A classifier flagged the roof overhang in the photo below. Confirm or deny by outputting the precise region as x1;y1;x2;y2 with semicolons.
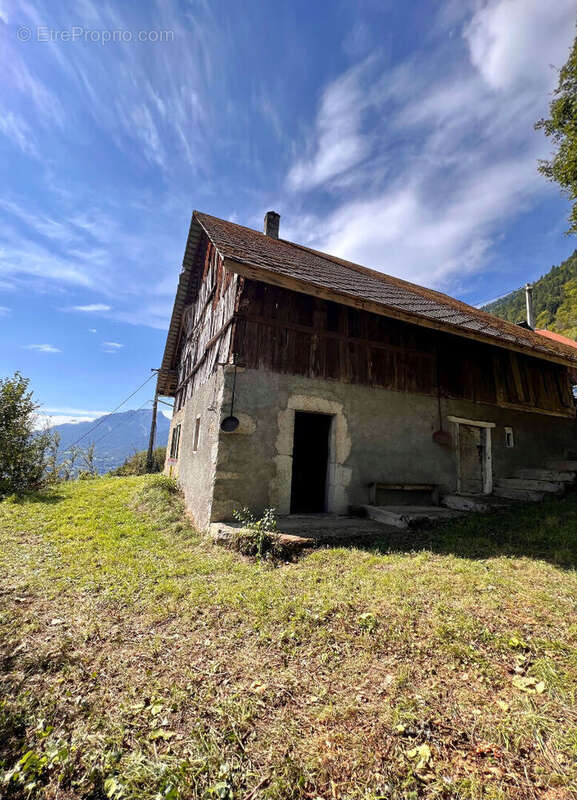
157;214;205;396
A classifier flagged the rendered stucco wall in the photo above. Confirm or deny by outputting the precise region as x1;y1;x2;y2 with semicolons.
210;367;577;521
164;369;224;529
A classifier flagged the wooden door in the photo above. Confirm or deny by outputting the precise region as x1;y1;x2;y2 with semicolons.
458;424;484;494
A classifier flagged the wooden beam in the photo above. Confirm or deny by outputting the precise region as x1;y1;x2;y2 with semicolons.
234;312;435;360
175;318;234;392
223;257;577;370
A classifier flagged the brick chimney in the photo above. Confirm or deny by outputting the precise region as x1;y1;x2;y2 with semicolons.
525;283;535;330
263;211;280;239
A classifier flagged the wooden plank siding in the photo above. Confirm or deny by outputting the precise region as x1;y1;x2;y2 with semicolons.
230;279;575;417
172;242;238;411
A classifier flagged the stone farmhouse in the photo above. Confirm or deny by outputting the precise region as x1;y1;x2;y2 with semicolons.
157;210;577;530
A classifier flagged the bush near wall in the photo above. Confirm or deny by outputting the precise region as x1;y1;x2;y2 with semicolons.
109;446;166;476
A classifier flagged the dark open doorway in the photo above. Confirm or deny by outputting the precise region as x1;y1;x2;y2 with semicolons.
290;412;332;513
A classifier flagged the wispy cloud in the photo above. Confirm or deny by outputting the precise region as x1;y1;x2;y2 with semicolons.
287;61;373;192
0;306;10;316
42;405;108;416
102;340;124;353
464;0;573;92
0;112;38;157
23;343;61;353
69;304;111;313
35;406;109;428
284;0;576;294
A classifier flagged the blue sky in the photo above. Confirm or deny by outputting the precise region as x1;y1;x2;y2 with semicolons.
0;0;576;425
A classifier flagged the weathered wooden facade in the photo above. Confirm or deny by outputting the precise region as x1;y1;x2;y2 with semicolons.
159;211;577;529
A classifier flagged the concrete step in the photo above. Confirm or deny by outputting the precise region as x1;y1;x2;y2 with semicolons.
494;487;544;502
362;504;462;530
495;477;564;494
210;516;401;546
545;460;577;472
442;494;513;513
514;468;576;483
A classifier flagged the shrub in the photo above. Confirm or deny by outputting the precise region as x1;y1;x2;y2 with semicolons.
230;507;281;559
110;446;166;476
0;373;55;497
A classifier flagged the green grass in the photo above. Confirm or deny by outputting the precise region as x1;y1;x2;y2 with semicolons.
1;476;577;799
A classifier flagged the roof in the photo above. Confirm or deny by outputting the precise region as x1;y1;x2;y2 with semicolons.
158;210;577;394
536;329;577;350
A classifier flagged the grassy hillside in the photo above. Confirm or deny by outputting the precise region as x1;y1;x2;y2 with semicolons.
483;250;577;339
1;477;577;799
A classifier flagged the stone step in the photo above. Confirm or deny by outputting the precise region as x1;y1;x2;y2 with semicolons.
494;487;544;502
362;504;462;530
495;477;564;494
210;516;401;546
545;460;577;472
442;494;513;513
514;468;576;483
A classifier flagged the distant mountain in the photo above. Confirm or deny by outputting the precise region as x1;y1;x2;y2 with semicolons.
50;409;171;474
482;250;577;340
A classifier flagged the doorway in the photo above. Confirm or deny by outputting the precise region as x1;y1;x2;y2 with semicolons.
449;416;494;495
290;412;332;513
459;424;485;494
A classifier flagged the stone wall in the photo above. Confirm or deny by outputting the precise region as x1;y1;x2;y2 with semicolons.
209;366;577;521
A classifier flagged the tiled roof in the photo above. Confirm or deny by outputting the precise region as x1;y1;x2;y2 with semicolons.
536;329;577;349
194;211;577;367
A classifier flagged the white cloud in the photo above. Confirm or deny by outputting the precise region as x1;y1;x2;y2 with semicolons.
465;0;575;92
23;343;61;353
284;0;577;294
287;62;372;192
102;342;124;354
69;304;111;313
102;341;124;353
88;328;97;333
0;305;10;316
0;227;97;289
42;406;108;416
36;415;90;427
35;404;108;429
0;112;38;157
35;408;107;428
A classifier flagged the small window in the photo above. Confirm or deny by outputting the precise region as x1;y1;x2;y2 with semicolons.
193;416;201;451
505;427;514;448
170;424;181;459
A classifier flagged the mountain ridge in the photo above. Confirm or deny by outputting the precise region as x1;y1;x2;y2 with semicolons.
49;408;171;473
482;250;577;340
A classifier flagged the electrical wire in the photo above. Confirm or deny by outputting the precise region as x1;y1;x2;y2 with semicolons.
89;398;153;449
61;372;157;451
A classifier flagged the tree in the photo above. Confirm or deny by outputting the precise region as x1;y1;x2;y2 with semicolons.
79;442;97;478
110;446;166;476
0;372;54;495
536;32;577;233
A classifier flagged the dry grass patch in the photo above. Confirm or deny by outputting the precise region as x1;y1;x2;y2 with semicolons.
1;475;577;799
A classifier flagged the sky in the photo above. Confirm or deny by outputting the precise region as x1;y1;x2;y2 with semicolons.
0;0;576;426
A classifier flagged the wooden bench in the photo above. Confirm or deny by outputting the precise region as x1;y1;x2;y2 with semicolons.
368;482;439;506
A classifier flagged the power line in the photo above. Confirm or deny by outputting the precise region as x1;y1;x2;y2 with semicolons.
62;372;157;451
89;398;153;449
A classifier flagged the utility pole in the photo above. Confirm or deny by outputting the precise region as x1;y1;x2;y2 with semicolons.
146;370;159;472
